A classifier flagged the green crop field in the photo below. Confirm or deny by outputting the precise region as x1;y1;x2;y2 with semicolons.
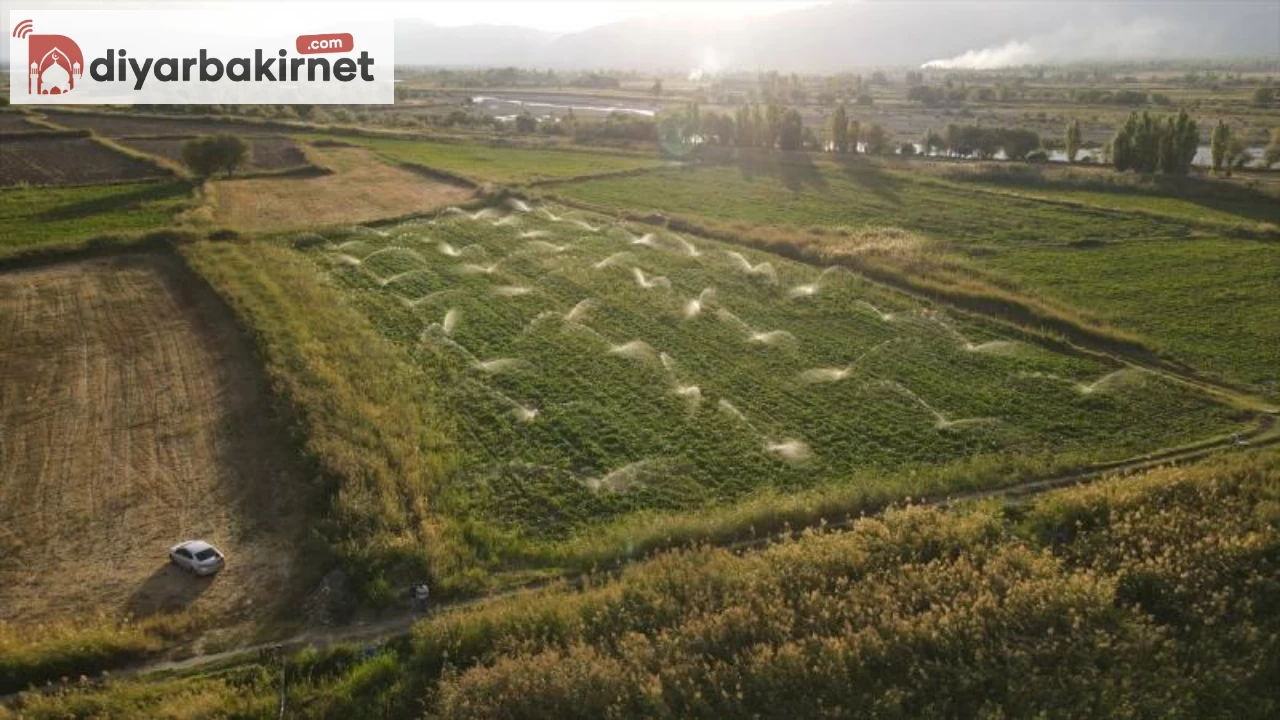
0;182;191;258
329;136;668;184
552;161;1279;393
296;203;1240;540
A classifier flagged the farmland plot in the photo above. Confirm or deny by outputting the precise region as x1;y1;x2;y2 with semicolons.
0;137;166;187
37;110;285;138
0;254;312;625
123;136;311;172
298;204;1240;536
0;111;37;133
208;146;474;232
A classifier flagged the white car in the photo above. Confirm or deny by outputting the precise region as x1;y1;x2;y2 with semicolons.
169;540;225;576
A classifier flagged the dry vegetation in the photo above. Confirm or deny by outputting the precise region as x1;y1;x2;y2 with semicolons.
202;145;474;232
10;448;1278;717
0;255;316;651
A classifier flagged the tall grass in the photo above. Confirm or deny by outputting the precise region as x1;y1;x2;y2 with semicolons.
0;615;197;695
15;449;1278;717
179;240;475;599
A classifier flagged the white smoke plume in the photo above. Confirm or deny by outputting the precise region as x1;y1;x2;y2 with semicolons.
923;20;1180;69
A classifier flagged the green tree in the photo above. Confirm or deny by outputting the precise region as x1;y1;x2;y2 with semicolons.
1210;120;1231;173
1159;109;1198;175
1225;136;1251;176
921;128;945;156
830;103;849;153
1251;86;1274;107
779;108;804;151
1065;118;1083;162
181;134;248;178
946;123;965;157
652;79;663;97
998;128;1040;161
847;119;861;153
514;112;538;134
765;104;783;149
1265;127;1280;168
862;122;891;155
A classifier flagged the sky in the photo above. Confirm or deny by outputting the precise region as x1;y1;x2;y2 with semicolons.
402;1;825;33
1;0;824;57
4;2;1276;70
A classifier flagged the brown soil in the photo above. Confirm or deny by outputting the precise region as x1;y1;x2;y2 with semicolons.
123;137;310;172
0;112;37;133
208;146;474;232
38;110;288;138
0;254;316;626
0;137;166;187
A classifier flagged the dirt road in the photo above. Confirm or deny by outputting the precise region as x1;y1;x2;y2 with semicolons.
0;254;315;626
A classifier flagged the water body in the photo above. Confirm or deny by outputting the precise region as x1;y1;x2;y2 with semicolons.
470;94;658;120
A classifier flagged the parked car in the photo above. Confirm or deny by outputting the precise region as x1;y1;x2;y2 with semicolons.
169;540;225;576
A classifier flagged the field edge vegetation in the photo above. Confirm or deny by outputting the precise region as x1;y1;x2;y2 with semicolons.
8;447;1278;717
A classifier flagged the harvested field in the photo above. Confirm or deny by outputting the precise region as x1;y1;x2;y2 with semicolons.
0;254;314;626
208;145;474;232
38;110;287;138
123;136;311;172
0;112;37;133
0;137;167;187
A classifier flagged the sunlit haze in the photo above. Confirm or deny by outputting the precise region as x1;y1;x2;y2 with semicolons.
403;1;825;33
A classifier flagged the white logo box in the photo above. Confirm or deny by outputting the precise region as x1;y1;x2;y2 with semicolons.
8;3;394;104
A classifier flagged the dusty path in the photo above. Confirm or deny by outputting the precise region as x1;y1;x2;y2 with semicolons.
0;254;315;627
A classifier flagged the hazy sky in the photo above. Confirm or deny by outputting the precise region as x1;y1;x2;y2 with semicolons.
4;1;1276;70
0;1;823;56
404;2;825;33
3;1;824;33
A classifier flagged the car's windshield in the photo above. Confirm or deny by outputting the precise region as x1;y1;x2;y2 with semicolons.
194;548;220;561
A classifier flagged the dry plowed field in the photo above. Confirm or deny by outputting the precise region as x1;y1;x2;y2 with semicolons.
208;145;475;232
0;254;312;625
0;137;167;187
0;112;37;133
39;110;286;138
123;136;310;172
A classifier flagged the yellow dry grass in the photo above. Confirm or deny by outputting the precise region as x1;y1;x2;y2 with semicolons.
206;145;475;233
0;254;315;629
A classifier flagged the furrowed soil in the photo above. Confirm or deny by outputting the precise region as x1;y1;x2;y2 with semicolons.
207;146;474;233
36;110;287;138
123;137;310;172
0;253;314;627
0;137;166;187
0;112;36;133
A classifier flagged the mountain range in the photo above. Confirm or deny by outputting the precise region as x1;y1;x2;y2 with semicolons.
394;1;1279;71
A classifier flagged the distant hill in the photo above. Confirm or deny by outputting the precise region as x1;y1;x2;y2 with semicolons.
393;1;1280;71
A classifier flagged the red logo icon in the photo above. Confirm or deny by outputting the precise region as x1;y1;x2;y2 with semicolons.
13;20;85;95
